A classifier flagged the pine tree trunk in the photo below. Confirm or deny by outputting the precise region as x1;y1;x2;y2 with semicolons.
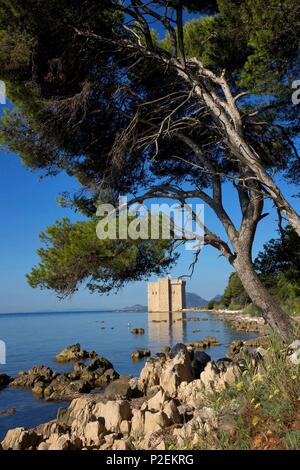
233;253;294;342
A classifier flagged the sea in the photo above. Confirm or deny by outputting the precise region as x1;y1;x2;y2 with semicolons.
0;309;256;440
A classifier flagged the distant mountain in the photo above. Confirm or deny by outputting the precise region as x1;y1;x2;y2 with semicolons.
118;304;148;312
210;294;223;303
186;292;208;307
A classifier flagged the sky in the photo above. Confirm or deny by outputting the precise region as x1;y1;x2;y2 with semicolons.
0;142;299;314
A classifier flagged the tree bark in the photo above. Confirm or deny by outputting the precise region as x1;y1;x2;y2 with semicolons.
233;252;294;342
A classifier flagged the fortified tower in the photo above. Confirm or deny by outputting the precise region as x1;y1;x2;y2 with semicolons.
147;277;186;313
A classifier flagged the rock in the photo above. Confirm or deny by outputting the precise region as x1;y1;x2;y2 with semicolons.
131;349;151;360
227;340;244;359
120;420;131;436
7;408;16;416
1;428;39;450
15;352;119;401
43;373;71;399
37;442;49;451
0;374;11;389
112;439;131;450
140;401;148;411
144;411;169;435
147;390;166;411
10;366;54;389
32;380;47;397
47;433;71;450
94;368;119;387
138;357;165;393
64;379;92;396
35;420;58;441
290;348;300;365
163;400;181;424
172;419;199;447
215;357;232;372
160;347;193;397
162;346;171;357
186;336;220;350
55;343;97;362
190;350;211;378
94;400;132;432
177;380;204;408
170;343;187;358
57;396;97;438
131;409;145;434
103;376;134;399
203;336;221;346
177;403;195;420
84;421;106;447
131;328;145;335
200;362;220;391
289;339;300;351
85;355;113;372
219;364;240;387
288;340;300;365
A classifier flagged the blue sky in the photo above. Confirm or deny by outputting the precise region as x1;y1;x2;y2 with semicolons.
0;141;299;313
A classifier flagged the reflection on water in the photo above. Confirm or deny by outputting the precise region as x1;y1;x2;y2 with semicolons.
148;311;187;347
148;310;256;361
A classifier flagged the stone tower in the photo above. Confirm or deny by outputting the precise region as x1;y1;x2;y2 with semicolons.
147;277;186;313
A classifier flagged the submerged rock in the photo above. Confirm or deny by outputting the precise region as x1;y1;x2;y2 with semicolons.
131;328;145;335
131;349;151;360
10;349;119;401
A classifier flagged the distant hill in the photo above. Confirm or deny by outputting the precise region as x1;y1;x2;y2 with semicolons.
210;294;223;303
186;292;208;307
118;304;148;312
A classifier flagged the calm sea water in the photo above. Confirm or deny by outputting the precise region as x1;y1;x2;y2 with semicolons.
0;310;255;439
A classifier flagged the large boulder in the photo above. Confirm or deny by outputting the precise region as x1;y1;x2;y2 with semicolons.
160;345;193;397
190;350;211;378
144;411;169;435
47;433;71;450
103;376;135;400
138;357;165;393
1;428;39;450
83;421;106;447
94;400;132;433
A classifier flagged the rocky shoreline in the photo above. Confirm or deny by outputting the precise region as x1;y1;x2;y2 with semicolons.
3;333;299;451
